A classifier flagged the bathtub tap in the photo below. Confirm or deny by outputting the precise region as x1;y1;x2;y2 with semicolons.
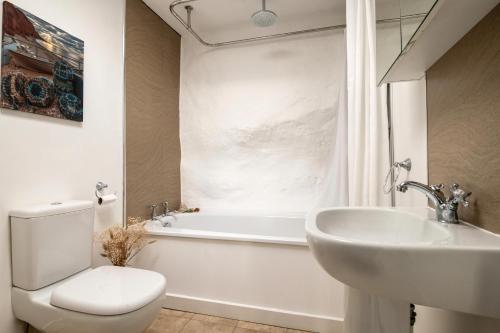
150;204;160;221
161;202;170;216
160;201;174;227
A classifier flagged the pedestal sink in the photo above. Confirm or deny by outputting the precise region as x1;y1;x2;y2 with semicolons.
306;207;500;329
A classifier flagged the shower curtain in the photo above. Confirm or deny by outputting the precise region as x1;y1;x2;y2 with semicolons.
346;0;390;207
342;1;409;333
316;0;390;209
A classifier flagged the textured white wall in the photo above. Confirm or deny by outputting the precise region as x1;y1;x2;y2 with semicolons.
392;77;428;207
180;32;346;212
0;1;125;332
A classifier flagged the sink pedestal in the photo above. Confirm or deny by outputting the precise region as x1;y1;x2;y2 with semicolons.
344;287;410;333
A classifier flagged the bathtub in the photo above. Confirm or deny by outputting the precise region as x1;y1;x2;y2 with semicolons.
133;213;344;333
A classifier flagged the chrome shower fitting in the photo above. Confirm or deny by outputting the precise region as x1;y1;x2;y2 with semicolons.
251;0;277;27
383;158;412;194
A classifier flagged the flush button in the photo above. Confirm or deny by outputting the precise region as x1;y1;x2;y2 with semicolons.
50;202;62;205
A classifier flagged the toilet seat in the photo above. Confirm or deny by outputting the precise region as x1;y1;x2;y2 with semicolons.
12;267;167;333
51;266;166;315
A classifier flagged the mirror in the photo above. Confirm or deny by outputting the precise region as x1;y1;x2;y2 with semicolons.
376;0;440;83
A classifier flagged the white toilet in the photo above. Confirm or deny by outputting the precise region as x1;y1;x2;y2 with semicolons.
10;200;166;333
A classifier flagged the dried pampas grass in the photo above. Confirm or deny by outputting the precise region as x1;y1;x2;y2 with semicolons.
96;216;155;266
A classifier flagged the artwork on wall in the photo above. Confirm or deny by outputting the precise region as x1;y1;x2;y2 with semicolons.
1;1;84;122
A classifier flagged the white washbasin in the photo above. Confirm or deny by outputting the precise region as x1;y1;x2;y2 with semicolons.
315;208;449;244
306;207;500;319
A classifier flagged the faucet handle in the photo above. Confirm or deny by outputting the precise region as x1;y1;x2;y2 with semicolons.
430;183;447;202
449;184;472;207
150;204;158;220
162;201;170;214
430;183;445;191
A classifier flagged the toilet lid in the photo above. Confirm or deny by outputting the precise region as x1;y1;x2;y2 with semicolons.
50;266;166;316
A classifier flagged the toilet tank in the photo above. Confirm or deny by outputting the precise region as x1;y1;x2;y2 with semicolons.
10;200;95;290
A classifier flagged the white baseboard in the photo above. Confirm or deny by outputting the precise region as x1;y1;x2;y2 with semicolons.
163;293;343;333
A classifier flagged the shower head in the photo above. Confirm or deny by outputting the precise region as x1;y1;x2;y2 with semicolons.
251;0;277;27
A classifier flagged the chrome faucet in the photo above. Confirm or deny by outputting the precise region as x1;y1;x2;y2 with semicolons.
396;181;471;224
150;204;160;221
161;201;170;217
160;201;174;227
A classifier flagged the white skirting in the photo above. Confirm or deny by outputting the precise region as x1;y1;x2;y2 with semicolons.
164;292;343;333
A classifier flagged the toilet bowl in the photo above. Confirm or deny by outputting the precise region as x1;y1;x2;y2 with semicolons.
12;266;166;333
10;201;166;333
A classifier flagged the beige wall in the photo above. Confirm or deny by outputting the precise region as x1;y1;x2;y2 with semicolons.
125;0;181;220
427;4;500;233
425;6;500;332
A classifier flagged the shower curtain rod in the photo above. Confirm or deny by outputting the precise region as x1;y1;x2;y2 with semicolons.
169;0;427;48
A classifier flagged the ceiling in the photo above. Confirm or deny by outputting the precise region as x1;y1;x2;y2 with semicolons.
143;0;347;42
143;0;407;44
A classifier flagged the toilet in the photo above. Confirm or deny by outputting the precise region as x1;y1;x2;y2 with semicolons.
10;200;166;333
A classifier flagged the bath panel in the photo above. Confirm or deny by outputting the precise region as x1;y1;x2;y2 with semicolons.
133;213;344;332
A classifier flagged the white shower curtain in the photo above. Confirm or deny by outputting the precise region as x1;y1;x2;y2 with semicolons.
315;0;389;208
343;1;407;333
346;0;390;207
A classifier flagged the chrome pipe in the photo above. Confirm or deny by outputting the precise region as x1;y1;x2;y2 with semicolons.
186;5;193;28
169;0;428;48
386;83;396;207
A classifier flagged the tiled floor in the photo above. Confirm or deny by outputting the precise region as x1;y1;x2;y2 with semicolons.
146;309;314;333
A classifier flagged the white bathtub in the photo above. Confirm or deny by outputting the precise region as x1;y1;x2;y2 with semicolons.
133;213;344;332
146;213;307;245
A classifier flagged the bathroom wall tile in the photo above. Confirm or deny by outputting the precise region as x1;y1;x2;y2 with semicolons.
181;319;235;333
236;321;287;333
191;313;237;326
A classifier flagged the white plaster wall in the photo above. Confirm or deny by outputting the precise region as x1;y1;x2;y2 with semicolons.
179;32;346;212
0;1;125;332
414;306;500;333
391;77;428;207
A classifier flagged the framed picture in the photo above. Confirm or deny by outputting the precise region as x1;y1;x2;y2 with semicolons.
1;1;84;121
